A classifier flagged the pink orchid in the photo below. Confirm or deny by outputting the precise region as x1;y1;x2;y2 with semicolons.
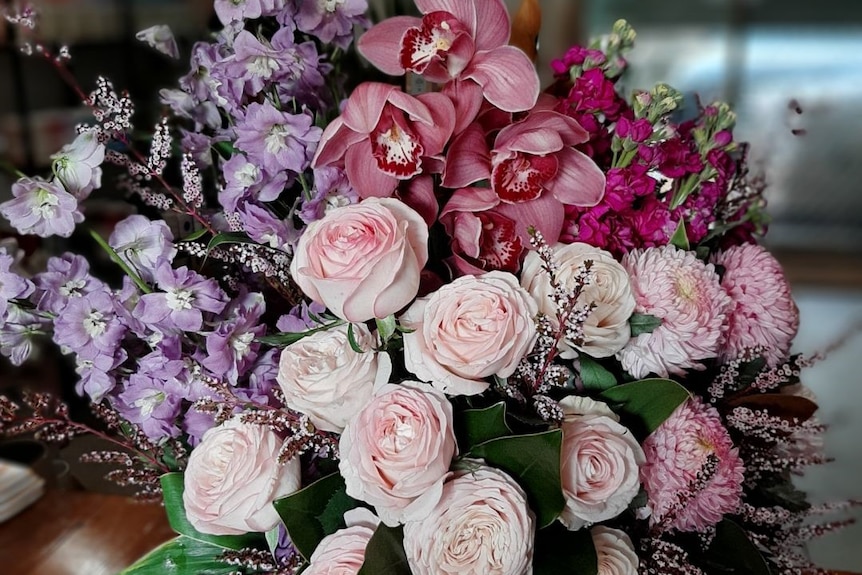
443;109;606;243
440;186;525;277
358;0;539;114
312;82;455;199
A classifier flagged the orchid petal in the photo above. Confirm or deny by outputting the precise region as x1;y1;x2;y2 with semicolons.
345;140;399;199
503;128;565;156
357;16;419;76
445;254;488;278
495;191;565;244
312;118;364;168
547;147;606;208
442;80;484;135
452;212;482;258
442;124;491;188
495;110;589;151
398;175;439;226
440;186;500;219
415;0;475;32
342;83;399;134
464;46;539;113
412;92;456;156
388;89;435;125
470;0;511;50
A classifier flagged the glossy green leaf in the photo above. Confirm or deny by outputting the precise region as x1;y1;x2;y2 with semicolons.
600;378;690;438
455;402;512;452
629;313;663;337
533;523;597;575
178;228;210;243
205;232;256;253
669;219;690;250
357;524;411;575
160;473;263;551
119;536;236;575
470;430;564;528
273;473;360;561
256;321;345;347
578;355;618;391
347;323;366;353
700;519;773;575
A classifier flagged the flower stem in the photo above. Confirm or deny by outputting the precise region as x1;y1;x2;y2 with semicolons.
87;229;153;294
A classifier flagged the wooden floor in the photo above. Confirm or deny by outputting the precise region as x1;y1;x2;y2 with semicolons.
0;488;175;573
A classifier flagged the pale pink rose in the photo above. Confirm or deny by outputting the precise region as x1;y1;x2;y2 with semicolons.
558;396;645;530
522;243;636;358
401;271;538;396
290;197;429;322
183;418;301;535
403;464;535;575
304;508;380;575
338;382;457;526
277;323;392;433
591;526;639;575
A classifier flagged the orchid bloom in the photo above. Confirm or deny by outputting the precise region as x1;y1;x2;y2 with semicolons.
358;0;539;115
443;110;606;243
312;82;455;199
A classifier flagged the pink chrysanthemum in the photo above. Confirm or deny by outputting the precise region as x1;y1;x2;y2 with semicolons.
711;243;799;366
640;397;745;532
616;246;732;378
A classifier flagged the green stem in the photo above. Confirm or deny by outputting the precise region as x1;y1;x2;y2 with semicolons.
88;229;153;294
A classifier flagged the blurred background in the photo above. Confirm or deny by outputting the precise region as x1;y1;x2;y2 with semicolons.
0;0;860;571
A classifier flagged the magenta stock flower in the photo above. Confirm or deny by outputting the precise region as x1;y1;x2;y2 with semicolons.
443;110;605;243
358;0;539;114
312;82;455;199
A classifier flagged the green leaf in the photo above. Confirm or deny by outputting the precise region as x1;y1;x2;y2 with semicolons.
578;355;618;391
629;313;663;337
600;378;690;439
160;473;263;551
533;523;597;575
669;219;690;250
119;536;236;575
375;315;398;345
454;402;512;452
256;321;345;347
213;140;236;159
699;519;773;575
357;524;411;575
273;473;360;561
470;430;565;528
347;323;366;353
178;228;210;243
205;232;256;253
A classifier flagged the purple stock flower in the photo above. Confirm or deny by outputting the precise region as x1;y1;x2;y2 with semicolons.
50;131;105;199
245;347;281;405
203;292;266;384
76;352;125;401
0;306;45;366
214;0;263;25
225;29;306;98
0;176;83;238
271;38;329;111
53;288;127;360
0;251;34;318
135;263;228;333
276;300;326;333
33;253;106;314
298;167;358;224
181;42;227;104
238;203;299;250
293;0;368;48
109;215;177;283
234;101;321;175
116;373;184;440
219;154;288;212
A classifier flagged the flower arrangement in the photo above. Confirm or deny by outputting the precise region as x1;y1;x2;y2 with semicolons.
0;1;857;574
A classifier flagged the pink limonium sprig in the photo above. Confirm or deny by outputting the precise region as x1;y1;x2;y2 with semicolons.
505;229;594;415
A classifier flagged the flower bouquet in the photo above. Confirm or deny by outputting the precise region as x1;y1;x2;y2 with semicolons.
0;1;857;574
